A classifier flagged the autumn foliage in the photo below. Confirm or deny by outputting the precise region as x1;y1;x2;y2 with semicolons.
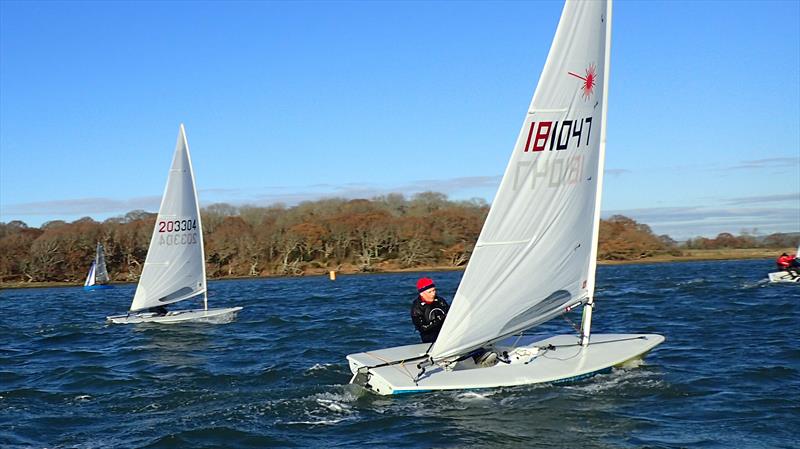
598;215;672;260
0;193;485;282
1;193;797;284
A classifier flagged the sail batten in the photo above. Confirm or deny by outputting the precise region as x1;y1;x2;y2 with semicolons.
430;0;611;361
529;108;569;114
475;239;532;247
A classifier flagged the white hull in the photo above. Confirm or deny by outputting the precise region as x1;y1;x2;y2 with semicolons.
347;333;664;395
768;271;800;283
107;306;242;324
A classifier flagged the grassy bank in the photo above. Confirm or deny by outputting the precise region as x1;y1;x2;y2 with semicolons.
599;248;790;265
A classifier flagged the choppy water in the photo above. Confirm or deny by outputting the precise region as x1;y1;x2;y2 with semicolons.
1;259;798;448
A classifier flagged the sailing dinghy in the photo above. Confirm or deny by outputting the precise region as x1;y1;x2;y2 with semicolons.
107;125;242;324
767;243;800;283
84;242;113;290
347;0;664;395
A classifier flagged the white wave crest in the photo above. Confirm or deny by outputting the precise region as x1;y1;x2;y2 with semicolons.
306;363;333;373
455;391;494;402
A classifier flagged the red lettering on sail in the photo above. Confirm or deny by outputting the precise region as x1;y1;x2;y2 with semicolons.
524;122;536;152
532;121;552;152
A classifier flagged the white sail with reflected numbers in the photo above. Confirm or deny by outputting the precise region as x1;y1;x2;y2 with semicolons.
347;0;664;396
431;0;611;361
130;124;207;312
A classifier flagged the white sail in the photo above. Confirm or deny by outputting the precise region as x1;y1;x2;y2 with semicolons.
431;0;611;361
95;243;110;284
130;124;207;312
84;261;96;287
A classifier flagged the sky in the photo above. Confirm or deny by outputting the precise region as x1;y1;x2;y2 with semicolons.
1;0;798;240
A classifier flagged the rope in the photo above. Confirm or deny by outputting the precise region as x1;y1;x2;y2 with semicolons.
511;331;524;348
515;335;651;365
561;312;582;336
550;335;648;349
364;351;428;383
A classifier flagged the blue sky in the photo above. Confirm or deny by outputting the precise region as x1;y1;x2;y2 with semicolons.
1;0;798;240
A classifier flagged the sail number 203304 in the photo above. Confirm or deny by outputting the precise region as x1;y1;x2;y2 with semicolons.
158;219;197;233
157;219;199;246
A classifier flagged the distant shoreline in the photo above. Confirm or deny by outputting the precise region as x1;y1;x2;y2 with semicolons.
1;248;787;291
598;248;786;265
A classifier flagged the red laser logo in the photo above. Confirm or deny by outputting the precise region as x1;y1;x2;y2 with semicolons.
568;64;597;100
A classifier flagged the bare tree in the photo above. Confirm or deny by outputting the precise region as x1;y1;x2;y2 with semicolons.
28;238;63;281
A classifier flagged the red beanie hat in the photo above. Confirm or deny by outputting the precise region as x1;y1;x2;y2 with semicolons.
416;277;435;293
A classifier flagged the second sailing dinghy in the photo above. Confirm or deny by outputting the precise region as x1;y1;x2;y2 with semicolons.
84;242;113;291
767;243;800;283
107;125;242;324
347;0;663;395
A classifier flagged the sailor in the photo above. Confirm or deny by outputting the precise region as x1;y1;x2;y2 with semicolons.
411;277;450;343
777;253;794;271
147;306;168;316
776;253;800;276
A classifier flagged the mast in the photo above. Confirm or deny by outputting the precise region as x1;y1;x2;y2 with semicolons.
182;123;209;311
580;0;613;347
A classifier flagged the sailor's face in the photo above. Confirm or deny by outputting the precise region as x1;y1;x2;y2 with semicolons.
420;288;436;303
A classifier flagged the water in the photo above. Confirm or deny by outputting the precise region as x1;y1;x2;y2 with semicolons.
1;259;798;448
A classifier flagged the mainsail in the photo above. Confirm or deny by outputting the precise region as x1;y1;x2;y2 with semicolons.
84;262;97;287
130;125;207;312
431;0;612;361
84;243;110;287
95;243;110;284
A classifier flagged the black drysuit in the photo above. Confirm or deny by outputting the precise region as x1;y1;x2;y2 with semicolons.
410;295;450;343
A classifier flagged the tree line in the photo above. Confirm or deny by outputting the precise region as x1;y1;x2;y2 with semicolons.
1;192;797;283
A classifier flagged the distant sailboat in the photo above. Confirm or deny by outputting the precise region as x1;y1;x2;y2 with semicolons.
107;124;242;324
84;242;113;290
767;242;800;283
347;0;664;395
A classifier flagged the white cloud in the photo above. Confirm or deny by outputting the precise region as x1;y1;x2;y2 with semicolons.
0;176;503;225
606;204;800;239
1;196;161;216
604;168;631;177
723;193;800;206
722;157;800;171
205;175;503;206
4;177;798;240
